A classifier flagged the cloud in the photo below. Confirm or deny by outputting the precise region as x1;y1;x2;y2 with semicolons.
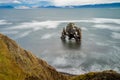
13;0;21;4
15;6;30;9
0;0;21;4
0;0;120;6
16;0;51;4
50;0;120;6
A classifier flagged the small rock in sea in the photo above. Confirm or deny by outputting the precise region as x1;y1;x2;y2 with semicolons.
61;23;81;42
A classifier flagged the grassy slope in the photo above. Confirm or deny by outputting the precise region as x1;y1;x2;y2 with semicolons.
70;70;120;80
0;34;26;80
0;33;69;80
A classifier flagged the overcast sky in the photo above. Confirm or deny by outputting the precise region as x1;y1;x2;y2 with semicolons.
0;0;120;6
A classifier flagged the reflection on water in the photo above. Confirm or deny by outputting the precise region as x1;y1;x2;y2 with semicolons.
61;39;81;50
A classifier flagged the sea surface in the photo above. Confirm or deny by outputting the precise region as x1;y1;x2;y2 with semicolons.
0;8;120;74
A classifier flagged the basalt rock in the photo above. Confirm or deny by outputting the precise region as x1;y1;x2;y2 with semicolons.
61;23;81;42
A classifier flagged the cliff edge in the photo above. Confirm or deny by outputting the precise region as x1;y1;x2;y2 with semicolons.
71;70;120;80
0;33;69;80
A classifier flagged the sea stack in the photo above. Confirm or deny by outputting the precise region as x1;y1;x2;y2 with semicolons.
61;23;81;42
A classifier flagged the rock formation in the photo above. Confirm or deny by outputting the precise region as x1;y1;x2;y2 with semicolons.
61;23;81;42
70;70;120;80
0;33;120;80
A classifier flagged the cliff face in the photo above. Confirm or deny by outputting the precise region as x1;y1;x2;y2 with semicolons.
0;33;69;80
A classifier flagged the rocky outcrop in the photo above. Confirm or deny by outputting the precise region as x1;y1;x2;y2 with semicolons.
61;23;81;42
70;70;120;80
0;33;120;80
0;33;69;80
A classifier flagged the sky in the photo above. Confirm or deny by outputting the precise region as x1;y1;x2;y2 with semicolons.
0;0;120;8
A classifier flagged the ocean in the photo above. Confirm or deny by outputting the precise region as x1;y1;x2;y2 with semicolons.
0;8;120;74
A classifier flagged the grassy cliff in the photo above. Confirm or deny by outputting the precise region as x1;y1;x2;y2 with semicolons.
0;33;120;80
0;33;69;80
70;70;120;80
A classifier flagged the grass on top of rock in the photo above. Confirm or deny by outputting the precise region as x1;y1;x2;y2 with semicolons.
70;70;120;80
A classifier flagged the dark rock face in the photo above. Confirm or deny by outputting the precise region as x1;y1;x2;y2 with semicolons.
61;23;81;42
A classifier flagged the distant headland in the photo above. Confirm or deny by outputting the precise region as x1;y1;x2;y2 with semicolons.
0;3;120;9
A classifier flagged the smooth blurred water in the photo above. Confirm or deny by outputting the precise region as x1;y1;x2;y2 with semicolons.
0;8;120;74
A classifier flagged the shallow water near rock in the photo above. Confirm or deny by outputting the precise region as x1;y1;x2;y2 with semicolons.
0;8;120;74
